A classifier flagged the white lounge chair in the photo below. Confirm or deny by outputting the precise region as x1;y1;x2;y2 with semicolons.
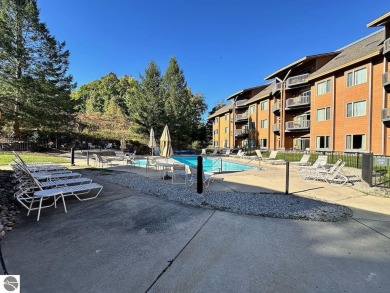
263;151;285;165
298;155;328;180
290;154;311;166
187;167;214;188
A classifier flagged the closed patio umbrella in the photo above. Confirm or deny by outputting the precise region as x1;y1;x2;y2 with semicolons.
160;125;173;158
148;127;157;155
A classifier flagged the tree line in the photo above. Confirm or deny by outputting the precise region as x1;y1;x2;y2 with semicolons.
0;0;210;150
72;58;208;149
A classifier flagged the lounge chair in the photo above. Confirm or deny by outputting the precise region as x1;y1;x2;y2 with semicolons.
298;155;328;180
303;159;342;181
290;154;311;166
220;149;231;156
187;167;214;188
208;149;219;156
201;149;207;156
18;182;103;221
230;150;243;157
324;162;350;186
263;151;285;165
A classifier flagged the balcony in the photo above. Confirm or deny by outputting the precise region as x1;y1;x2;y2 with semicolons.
235;112;248;122
285;120;310;131
272;82;282;95
272;102;281;113
272;123;280;132
235;127;249;137
384;38;390;55
286;73;310;88
285;91;311;110
383;72;390;89
236;99;248;108
382;108;390;122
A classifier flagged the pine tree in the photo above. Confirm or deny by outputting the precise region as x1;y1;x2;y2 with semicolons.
162;57;193;149
131;61;165;138
0;0;76;137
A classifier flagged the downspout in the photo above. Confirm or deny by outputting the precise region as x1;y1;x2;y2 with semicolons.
383;56;387;155
280;69;292;149
332;75;336;151
368;61;373;153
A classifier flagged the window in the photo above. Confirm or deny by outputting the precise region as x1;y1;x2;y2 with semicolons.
261;119;268;128
317;107;331;121
214;141;219;147
224;139;229;148
249;122;256;130
317;80;331;95
225;127;229;133
213;129;218;135
249;105;256;114
225;113;229;121
214;117;219;124
346;134;366;150
316;136;330;149
260;139;267;148
346;100;366;117
260;101;268;111
347;68;367;87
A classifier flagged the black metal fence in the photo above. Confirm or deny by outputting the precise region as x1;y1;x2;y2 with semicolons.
0;137;35;151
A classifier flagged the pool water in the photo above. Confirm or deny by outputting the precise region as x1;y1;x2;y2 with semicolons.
171;156;255;172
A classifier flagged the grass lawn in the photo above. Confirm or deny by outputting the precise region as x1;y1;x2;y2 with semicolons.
0;152;69;166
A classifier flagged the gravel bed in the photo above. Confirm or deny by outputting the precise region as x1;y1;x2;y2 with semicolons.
96;171;353;222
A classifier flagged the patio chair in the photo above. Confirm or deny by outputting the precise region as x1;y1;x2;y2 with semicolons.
201;149;207;156
290;154;311;166
93;154;113;168
146;157;159;172
169;163;188;184
187;167;214;188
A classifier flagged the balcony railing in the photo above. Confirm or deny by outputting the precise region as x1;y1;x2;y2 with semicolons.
236;99;248;107
384;38;390;55
272;123;280;132
235;128;249;136
286;73;310;88
383;72;390;88
235;112;248;121
272;102;281;113
272;82;282;95
286;92;311;109
285;120;310;131
382;108;390;122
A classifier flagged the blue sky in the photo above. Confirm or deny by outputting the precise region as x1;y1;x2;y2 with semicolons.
39;0;388;112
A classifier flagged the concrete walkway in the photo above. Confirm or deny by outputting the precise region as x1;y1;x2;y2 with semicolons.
2;154;390;292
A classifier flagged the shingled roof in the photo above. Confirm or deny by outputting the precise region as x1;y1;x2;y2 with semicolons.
308;29;384;81
207;103;233;119
245;84;273;105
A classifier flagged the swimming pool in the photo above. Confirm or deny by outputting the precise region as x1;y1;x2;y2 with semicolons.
171;156;255;172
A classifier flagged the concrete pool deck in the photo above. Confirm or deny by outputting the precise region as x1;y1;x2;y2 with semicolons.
2;157;390;292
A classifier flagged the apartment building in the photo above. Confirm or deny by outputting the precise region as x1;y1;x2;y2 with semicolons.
208;11;390;155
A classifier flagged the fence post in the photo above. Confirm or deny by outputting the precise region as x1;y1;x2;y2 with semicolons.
356;152;359;169
197;156;203;194
86;151;90;166
71;148;75;166
285;161;289;195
